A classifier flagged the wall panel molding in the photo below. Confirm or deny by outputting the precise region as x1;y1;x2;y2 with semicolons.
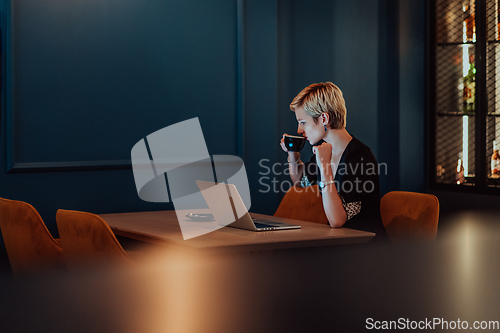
7;160;132;173
2;0;245;173
237;0;246;160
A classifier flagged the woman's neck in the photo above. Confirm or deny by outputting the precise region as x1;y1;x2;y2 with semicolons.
323;128;352;156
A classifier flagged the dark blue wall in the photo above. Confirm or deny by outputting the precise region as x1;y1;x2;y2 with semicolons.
1;0;427;247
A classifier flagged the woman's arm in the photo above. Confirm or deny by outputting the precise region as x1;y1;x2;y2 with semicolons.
314;143;347;228
319;163;347;228
287;152;304;186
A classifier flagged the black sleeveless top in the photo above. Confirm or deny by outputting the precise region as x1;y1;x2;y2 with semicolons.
303;136;389;242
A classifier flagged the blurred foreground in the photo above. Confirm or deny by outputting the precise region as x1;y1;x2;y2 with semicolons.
1;210;500;332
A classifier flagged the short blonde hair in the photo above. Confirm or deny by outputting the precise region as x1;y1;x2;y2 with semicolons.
289;82;346;129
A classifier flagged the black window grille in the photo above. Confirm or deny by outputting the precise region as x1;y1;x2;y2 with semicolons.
431;0;500;192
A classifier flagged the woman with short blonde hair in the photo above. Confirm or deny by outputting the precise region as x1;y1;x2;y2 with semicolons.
280;82;388;242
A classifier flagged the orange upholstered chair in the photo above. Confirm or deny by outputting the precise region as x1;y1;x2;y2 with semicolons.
274;185;328;224
380;191;440;242
0;197;65;274
56;209;132;266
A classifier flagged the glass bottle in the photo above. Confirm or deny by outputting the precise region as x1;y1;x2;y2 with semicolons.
436;164;445;181
463;54;475;114
463;0;475;42
498;0;500;40
491;141;500;177
456;152;465;184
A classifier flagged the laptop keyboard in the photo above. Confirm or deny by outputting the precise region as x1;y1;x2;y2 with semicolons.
252;219;280;229
254;222;275;229
252;219;299;230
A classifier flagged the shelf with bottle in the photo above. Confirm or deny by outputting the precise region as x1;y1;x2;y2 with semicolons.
438;103;500;118
491;139;500;174
430;1;500;192
487;169;500;187
436;1;476;45
435;51;475;116
436;0;475;45
452;149;476;186
437;41;476;47
439;108;500;117
456;152;466;185
437;111;475;116
485;139;500;187
463;53;476;113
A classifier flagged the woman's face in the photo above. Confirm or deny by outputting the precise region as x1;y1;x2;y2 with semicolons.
295;106;325;145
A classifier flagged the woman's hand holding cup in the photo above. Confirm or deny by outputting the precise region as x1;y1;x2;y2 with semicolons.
281;134;300;162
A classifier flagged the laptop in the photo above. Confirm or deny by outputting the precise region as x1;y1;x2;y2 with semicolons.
196;180;301;231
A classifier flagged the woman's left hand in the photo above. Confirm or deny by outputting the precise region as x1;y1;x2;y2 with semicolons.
312;142;332;172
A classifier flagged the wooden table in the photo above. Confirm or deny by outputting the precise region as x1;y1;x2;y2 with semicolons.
98;210;375;254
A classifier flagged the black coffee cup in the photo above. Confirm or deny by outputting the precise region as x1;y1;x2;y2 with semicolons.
284;135;306;152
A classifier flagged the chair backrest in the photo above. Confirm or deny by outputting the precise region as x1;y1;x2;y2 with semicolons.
274;185;328;224
56;209;131;266
380;191;440;242
0;197;64;274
